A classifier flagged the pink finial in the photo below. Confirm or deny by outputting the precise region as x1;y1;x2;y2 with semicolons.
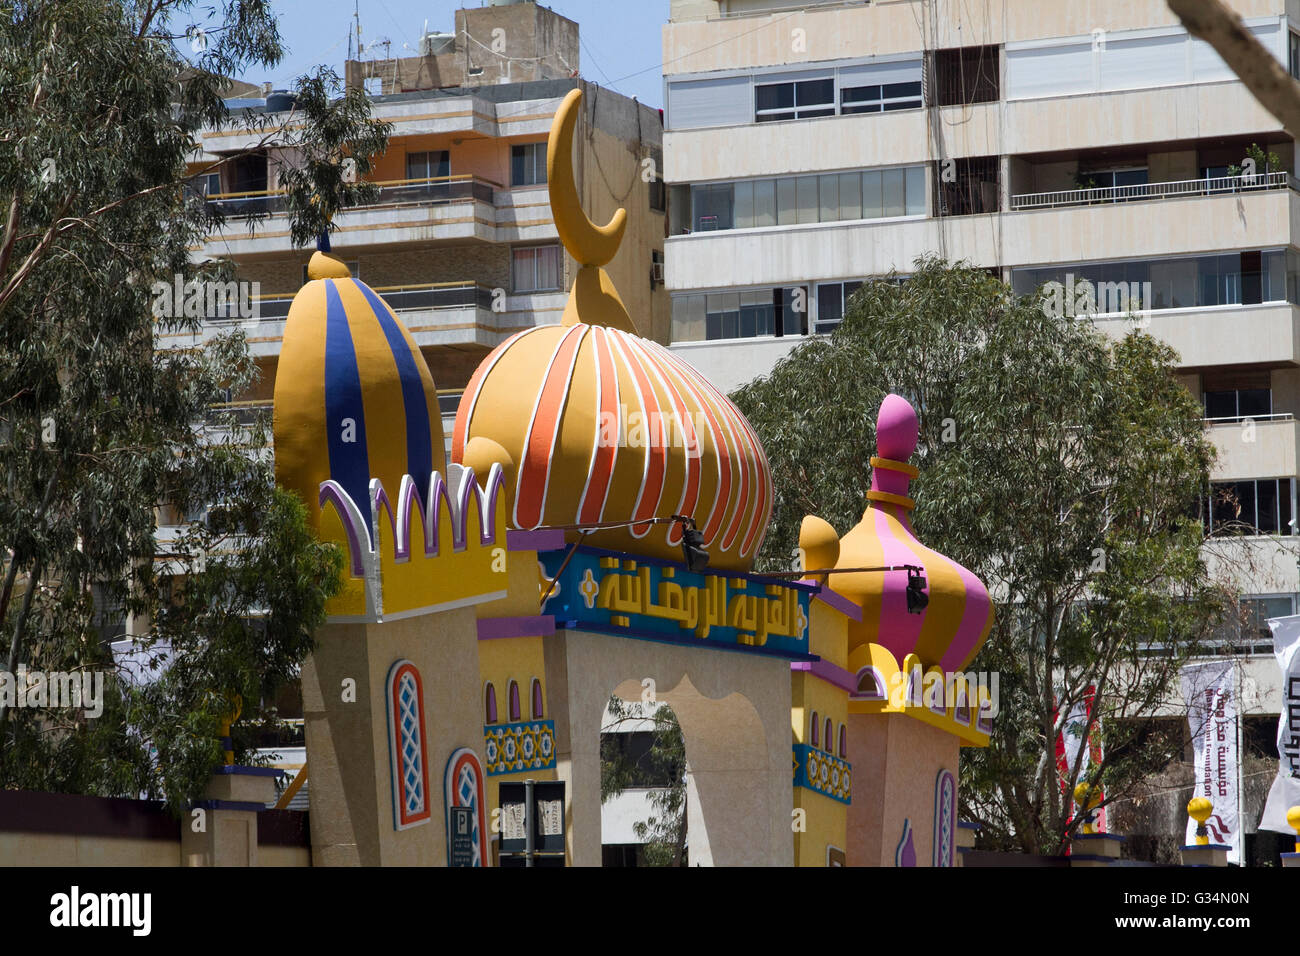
876;393;918;461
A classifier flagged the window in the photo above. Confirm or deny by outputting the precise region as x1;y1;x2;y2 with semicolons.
935;156;1000;216
1203;387;1271;422
511;143;547;187
841;79;924;114
508;680;521;721
1206;479;1294;536
691;182;734;232
406;150;450;182
815;280;863;333
1291;31;1300;80
512;244;562;293
824;717;833;752
531;678;544;719
838;725;847;759
810;712;819;747
1211;595;1295;653
387;660;430;829
1011;249;1297;312
484;682;497;724
647;149;665;212
193;172;221;196
755;77;835;122
689;166;925;234
931;46;1000;107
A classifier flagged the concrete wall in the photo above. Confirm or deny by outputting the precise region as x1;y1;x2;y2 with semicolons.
345;4;581;94
663;0;1285;75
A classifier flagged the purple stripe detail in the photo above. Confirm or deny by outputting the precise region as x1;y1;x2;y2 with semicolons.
811;583;862;621
319;482;367;576
507;528;567;552
872;505;924;661
476;466;505;545
477;615;557;640
790;658;857;693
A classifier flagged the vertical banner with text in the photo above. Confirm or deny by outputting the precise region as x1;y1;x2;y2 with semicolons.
1181;660;1241;864
1261;614;1300;833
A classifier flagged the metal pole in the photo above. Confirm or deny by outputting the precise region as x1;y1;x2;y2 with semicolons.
525;778;535;868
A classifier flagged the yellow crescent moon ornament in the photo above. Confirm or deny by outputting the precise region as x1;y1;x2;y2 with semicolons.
548;88;637;334
548;88;627;266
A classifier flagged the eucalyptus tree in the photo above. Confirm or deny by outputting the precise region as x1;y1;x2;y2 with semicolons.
0;0;387;810
732;256;1234;854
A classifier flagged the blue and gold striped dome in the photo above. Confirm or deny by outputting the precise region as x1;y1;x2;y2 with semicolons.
273;250;444;538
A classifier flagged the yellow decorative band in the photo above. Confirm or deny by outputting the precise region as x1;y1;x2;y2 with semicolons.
870;457;919;478
866;490;915;509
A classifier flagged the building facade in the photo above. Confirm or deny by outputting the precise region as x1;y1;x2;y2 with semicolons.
169;2;668;459
661;0;1300;854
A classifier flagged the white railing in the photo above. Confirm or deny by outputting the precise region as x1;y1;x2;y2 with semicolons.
1201;412;1295;425
1011;171;1297;211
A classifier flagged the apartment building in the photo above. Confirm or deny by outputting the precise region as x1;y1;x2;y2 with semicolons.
169;1;668;455
660;0;1300;857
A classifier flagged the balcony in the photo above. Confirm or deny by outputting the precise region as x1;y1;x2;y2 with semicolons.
204;174;496;217
1205;413;1299;482
195;174;556;256
1010;171;1297;211
1089;301;1300;369
158;281;566;357
1003;178;1297;266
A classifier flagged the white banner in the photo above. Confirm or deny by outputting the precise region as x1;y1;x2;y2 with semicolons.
1260;614;1300;834
1182;660;1241;863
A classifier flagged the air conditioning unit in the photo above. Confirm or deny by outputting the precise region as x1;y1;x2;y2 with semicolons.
650;257;666;288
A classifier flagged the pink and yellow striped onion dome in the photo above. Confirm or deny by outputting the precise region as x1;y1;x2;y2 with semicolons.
451;323;773;571
835;394;994;671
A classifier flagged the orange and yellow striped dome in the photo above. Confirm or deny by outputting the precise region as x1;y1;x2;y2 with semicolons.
452;323;772;571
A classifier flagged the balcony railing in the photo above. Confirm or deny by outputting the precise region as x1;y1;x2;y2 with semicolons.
1010;171;1298;211
1202;412;1294;426
209;280;499;324
204;174;499;217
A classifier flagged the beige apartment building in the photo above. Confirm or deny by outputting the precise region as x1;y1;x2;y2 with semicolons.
171;1;668;451
660;0;1300;857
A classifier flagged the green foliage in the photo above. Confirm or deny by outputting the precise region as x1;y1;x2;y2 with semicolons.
0;0;369;811
600;697;688;866
732;256;1231;854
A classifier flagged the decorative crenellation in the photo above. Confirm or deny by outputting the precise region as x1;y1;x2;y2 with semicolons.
848;646;994;746
318;462;509;621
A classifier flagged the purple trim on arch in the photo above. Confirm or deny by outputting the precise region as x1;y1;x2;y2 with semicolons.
850;665;888;700
508;528;567;552
477;615;557;640
319;480;369;576
810;584;862;621
790;658;857;693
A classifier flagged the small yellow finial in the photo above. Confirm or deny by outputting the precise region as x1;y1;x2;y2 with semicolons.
1075;782;1102;834
307;250;351;280
218;694;243;767
1287;805;1300;852
1188;797;1213;845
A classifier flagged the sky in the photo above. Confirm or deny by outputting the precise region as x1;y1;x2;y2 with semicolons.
237;0;673;108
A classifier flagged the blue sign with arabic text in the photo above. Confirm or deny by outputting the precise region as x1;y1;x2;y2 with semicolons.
539;546;813;658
